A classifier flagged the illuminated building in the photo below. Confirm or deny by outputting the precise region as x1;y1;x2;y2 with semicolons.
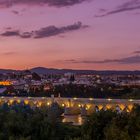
0;81;12;86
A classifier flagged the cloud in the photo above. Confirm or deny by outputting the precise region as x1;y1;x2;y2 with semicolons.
20;32;32;38
0;0;89;8
11;10;19;15
1;30;20;36
65;55;140;64
0;22;88;39
133;50;140;54
33;21;88;38
96;0;140;17
1;51;18;56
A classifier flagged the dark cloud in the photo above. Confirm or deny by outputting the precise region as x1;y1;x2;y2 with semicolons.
0;22;89;39
34;21;88;38
96;0;140;17
1;30;20;36
133;50;140;54
65;59;77;62
66;55;140;64
4;27;12;30
11;10;19;15
0;0;89;8
44;0;89;7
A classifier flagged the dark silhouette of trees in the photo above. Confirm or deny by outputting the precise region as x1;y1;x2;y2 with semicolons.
32;72;41;81
70;75;75;82
0;103;140;140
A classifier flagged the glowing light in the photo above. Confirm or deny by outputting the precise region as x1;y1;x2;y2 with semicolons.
24;100;29;105
86;107;88;110
9;99;14;105
78;116;83;125
107;98;112;101
89;98;93;101
47;102;50;106
38;102;42;107
106;104;112;110
98;105;103;110
61;104;65;107
129;99;133;102
0;81;12;86
66;102;70;107
86;104;91;109
17;99;21;104
73;97;77;100
78;104;81;108
128;105;133;111
126;109;130;113
119;104;125;111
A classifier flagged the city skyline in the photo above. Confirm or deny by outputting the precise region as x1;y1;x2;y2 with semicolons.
0;0;140;70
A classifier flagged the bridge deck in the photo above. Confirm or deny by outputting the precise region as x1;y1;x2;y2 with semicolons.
0;97;140;104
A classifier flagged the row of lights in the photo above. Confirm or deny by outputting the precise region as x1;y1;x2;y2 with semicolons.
0;99;134;112
73;97;134;102
0;97;135;107
2;99;51;107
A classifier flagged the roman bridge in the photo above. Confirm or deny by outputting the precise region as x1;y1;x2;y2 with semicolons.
0;97;140;115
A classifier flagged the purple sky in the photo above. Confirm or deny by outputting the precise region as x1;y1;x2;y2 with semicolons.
0;0;140;70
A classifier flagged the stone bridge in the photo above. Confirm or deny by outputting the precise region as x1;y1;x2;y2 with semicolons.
0;97;140;115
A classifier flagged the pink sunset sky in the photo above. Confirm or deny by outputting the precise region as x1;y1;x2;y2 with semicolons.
0;0;140;70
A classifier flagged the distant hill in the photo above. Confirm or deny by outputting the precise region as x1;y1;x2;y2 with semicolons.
0;69;18;74
0;67;140;75
30;67;140;75
30;67;65;74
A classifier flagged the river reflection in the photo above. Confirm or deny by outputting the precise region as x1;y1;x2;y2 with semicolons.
62;114;86;125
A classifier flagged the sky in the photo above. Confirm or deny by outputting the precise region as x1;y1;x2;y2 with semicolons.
0;0;140;70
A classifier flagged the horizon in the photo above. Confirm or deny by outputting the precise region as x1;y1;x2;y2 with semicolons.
0;0;140;70
0;66;140;71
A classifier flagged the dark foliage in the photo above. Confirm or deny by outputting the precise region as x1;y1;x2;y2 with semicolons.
0;103;140;140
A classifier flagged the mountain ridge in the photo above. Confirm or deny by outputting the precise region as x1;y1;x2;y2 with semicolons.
0;67;140;75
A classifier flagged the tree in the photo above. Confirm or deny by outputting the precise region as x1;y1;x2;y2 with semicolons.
70;75;75;82
32;72;41;81
81;110;116;140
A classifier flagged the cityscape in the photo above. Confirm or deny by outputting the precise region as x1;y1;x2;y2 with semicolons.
0;0;140;140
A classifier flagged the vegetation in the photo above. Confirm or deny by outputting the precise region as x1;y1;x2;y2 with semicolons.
0;102;140;140
70;105;140;140
53;84;140;99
